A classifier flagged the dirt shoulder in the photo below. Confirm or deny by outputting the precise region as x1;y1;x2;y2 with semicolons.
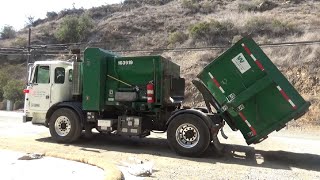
0;133;122;180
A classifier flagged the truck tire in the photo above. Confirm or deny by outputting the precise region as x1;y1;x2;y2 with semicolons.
49;108;82;143
167;114;210;157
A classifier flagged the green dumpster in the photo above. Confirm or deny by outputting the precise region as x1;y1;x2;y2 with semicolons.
197;37;311;145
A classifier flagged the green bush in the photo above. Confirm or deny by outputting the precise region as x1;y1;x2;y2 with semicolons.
3;80;25;103
0;25;16;39
46;11;58;20
0;71;9;101
189;20;236;43
0;64;26;101
244;17;299;37
55;14;93;43
169;31;188;44
189;21;210;39
26;16;35;27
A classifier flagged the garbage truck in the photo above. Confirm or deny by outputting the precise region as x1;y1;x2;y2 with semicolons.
23;37;311;157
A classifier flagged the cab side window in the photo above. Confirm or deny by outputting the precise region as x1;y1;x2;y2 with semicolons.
34;66;50;84
55;67;65;84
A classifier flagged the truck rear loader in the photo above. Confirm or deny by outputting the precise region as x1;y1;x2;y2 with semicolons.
23;37;311;157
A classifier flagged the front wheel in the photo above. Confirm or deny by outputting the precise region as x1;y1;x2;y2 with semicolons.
49;108;82;143
167;114;210;157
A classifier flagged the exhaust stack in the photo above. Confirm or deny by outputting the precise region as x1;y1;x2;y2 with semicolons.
71;49;82;96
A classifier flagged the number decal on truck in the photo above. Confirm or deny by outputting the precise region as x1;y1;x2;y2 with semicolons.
232;53;251;74
118;60;133;66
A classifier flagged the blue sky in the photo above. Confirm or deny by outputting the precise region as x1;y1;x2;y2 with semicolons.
0;0;122;30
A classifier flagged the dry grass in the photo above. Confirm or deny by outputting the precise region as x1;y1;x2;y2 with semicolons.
237;0;260;12
1;0;319;48
278;60;320;126
46;152;123;180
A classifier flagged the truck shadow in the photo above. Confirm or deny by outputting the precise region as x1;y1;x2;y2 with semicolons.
36;133;320;172
213;144;320;171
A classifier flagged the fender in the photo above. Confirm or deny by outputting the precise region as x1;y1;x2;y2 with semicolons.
45;102;84;127
166;109;214;129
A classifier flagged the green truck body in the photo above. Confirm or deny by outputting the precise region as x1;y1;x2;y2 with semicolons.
83;48;181;112
25;37;310;157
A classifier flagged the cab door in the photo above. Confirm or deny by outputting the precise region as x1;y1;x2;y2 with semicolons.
50;66;73;105
28;65;51;112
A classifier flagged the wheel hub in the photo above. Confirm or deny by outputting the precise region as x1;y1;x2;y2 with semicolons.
185;130;195;139
61;123;67;129
54;116;71;137
176;123;200;148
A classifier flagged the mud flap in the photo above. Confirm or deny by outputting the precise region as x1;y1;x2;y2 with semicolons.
220;127;228;139
210;126;224;153
212;135;224;152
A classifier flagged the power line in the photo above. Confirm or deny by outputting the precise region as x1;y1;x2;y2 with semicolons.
260;40;320;47
0;39;319;55
303;27;320;32
12;37;137;49
0;52;27;56
0;47;24;51
3;38;320;50
0;53;71;56
100;40;320;53
38;39;320;50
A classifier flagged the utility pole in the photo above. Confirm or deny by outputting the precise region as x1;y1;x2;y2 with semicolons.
26;27;31;81
27;28;31;65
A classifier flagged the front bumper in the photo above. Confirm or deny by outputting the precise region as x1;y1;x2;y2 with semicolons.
22;115;32;123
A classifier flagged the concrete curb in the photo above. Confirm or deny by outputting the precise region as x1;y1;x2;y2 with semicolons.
45;152;124;180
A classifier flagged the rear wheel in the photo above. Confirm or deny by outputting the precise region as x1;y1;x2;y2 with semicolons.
167;114;210;157
49;108;82;143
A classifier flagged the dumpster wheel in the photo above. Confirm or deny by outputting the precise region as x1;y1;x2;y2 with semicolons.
167;114;210;157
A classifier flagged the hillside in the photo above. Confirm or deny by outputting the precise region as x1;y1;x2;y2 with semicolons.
0;0;319;126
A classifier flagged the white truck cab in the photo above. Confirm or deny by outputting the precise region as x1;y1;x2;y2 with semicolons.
23;61;73;125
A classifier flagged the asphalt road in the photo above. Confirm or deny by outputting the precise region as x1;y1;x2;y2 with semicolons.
0;111;319;179
0;111;47;137
0;111;105;180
